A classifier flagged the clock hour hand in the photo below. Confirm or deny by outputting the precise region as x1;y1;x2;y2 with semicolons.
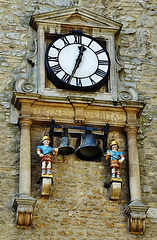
68;45;86;83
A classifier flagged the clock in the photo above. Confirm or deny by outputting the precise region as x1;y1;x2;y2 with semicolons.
45;32;110;91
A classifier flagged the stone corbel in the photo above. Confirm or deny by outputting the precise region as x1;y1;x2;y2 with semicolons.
41;175;53;196
124;201;148;234
110;178;122;200
12;196;36;228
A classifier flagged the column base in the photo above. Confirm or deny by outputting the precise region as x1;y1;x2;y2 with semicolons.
12;195;37;228
124;200;149;234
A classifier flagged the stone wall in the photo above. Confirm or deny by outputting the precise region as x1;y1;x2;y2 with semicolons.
0;0;157;239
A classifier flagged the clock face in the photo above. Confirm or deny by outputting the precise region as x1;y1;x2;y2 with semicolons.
45;33;110;91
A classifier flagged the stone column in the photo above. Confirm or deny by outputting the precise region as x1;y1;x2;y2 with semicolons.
125;125;141;201
124;125;148;234
12;117;36;228
19;118;33;196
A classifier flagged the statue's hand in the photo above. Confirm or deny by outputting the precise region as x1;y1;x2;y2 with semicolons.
52;148;58;156
119;156;124;163
39;153;44;157
105;152;110;160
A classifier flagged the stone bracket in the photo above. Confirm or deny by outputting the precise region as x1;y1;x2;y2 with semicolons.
110;178;122;200
12;196;37;228
124;201;149;234
41;175;53;196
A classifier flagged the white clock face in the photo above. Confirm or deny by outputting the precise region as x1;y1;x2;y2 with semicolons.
45;33;110;91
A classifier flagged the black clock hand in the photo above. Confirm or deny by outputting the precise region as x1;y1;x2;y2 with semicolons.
68;45;86;83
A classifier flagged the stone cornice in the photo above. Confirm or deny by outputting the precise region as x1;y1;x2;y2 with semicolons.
11;92;145;127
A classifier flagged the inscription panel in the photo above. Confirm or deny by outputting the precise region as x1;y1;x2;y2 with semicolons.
32;106;74;118
31;104;126;126
85;110;126;122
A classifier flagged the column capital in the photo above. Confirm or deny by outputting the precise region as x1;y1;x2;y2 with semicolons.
37;24;44;30
19;118;33;127
125;125;139;134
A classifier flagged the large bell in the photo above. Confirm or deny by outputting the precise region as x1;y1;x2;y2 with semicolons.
75;130;102;160
58;136;75;155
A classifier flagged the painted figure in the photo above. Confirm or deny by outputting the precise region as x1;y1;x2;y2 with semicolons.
36;136;58;175
106;140;125;178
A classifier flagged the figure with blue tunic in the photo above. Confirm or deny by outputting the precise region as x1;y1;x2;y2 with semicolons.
36;136;58;176
106;140;125;179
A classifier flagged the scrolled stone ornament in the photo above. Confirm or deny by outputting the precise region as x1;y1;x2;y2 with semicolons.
21;82;36;93
118;90;133;101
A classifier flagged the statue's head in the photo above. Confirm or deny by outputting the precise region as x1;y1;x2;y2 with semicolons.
110;140;119;150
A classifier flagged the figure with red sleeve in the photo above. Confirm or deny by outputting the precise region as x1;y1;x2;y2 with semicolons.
36;136;58;176
106;140;125;179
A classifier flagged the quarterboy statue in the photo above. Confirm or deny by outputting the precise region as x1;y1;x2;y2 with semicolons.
106;140;125;179
36;136;58;176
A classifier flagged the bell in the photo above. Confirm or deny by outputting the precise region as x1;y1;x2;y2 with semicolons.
75;130;102;160
58;136;75;155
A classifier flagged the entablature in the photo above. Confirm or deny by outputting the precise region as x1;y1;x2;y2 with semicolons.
11;92;144;128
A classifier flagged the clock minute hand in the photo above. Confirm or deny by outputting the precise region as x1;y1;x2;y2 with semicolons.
68;45;86;83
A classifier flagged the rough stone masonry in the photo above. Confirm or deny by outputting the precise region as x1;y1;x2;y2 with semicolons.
0;0;157;239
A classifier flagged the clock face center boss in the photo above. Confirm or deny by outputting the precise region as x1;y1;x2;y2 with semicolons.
45;32;110;91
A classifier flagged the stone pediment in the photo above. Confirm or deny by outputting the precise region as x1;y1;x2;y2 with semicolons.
30;7;122;34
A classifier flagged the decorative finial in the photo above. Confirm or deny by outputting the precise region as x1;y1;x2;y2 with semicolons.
34;5;40;14
74;0;79;6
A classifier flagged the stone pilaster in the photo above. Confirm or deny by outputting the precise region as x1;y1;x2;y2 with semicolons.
13;118;36;228
37;25;45;93
124;125;148;234
125;126;141;202
19;118;33;196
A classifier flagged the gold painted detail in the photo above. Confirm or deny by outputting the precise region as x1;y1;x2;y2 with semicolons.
41;174;53;178
110;177;122;182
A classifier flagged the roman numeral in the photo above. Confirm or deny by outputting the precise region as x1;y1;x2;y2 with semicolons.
61;36;70;46
89;77;96;85
87;39;93;47
50;64;62;74
76;78;82;87
62;73;70;83
95;68;106;78
51;45;61;52
48;56;58;62
98;60;108;65
95;49;105;55
74;35;82;44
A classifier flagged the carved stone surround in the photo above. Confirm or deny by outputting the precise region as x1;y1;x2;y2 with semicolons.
11;7;147;232
13;7;138;102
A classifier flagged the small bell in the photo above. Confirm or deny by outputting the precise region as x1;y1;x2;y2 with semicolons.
58;128;75;155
